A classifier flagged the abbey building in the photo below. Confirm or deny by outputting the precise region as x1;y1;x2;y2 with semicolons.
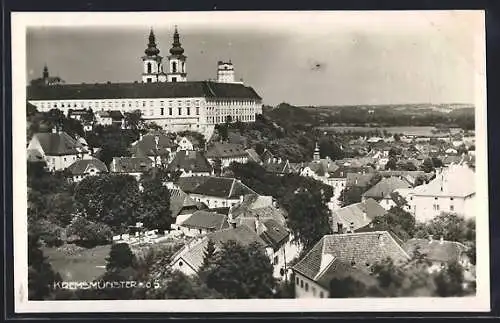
27;27;263;132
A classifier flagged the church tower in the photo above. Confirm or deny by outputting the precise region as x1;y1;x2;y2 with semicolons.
141;29;166;83
167;26;187;82
42;64;49;82
313;142;320;161
217;60;236;83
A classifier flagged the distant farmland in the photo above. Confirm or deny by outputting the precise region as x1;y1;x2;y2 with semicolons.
316;126;464;136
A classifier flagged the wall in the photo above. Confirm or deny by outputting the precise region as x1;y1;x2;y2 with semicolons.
171;257;198;277
190;194;240;209
410;194;473;222
294;272;329;298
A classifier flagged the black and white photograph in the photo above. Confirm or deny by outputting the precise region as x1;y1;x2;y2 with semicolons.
12;10;489;312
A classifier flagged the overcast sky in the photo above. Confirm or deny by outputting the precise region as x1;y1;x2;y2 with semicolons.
25;11;483;106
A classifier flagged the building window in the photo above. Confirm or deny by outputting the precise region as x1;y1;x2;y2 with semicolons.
147;78;152;83
178;261;183;267
319;291;324;298
178;107;182;115
169;108;172;116
147;62;152;73
305;283;309;292
172;77;177;82
160;108;164;116
273;256;278;265
450;205;454;211
172;62;177;73
160;101;164;106
296;277;299;285
300;280;304;288
187;107;190;115
312;287;316;296
450;197;454;201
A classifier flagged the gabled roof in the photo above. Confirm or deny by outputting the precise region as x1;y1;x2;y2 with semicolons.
258;219;290;250
292;231;410;289
403;238;467;263
362;177;412;199
166;150;212;173
173;225;268;273
177;176;257;199
346;173;376;188
262;159;290;174
168;188;200;218
67;157;108;175
31;131;85;156
305;159;339;177
180;210;228;230
205;142;248;159
411;164;475;197
130;133;175;157
245;148;262;164
331;198;386;232
27;81;262;101
110;157;153;173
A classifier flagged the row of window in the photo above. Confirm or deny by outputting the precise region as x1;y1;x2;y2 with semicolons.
158;107;200;116
432;204;455;211
295;277;325;298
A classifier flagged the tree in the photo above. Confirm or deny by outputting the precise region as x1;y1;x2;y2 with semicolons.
393;133;401;142
329;277;368;298
139;177;172;231
74;174;142;230
338;186;365;207
106;243;136;272
414;212;474;243
164;270;222;299
434;261;466;297
200;239;217;272
385;157;398;170
283;189;331;250
213;158;223;176
124;110;143;131
371;206;416;241
204;241;276;298
28;234;62;300
67;216;113;247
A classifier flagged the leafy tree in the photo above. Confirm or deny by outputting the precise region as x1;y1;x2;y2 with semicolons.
338;186;365;207
329;277;368;298
106;243;136;272
216;124;229;142
67;216;113;247
283;189;331;250
28;234;62;300
204;241;276;298
371;206;416;241
414;212;475;244
434;261;466;297
73;174;142;230
124;110;143;131
139;176;172;231
393;133;401;142
385;157;398;170
213;158;223;176
319;138;344;160
164;270;222;299
200;239;217;272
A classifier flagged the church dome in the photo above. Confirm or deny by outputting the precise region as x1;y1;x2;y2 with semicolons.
169;26;185;56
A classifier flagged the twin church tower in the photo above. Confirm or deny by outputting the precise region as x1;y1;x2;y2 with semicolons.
142;27;238;84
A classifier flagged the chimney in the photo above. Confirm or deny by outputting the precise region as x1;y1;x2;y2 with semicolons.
349;222;355;233
185;150;189;156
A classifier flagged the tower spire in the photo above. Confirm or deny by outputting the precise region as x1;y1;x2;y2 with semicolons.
43;63;49;79
145;28;160;56
170;25;184;55
313;142;320;161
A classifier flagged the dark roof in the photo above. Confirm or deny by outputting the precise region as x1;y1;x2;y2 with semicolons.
331;198;386;232
31;132;85;156
130;133;175;158
403;238;467;263
168;188;200;218
245;148;262;164
362;177;412;199
346;173;376;187
292;231;411;289
27;81;262;101
177;176;256;199
67;158;108;175
166;150;212;173
205;143;248;159
259;219;289;250
110;157;153;173
180;211;228;230
262;159;290;174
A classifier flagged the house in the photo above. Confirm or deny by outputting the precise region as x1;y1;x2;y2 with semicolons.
109;157;154;180
27;129;89;171
67;157;108;182
346;172;377;189
380;187;414;211
362;176;412;203
166;150;213;177
176;135;199;151
300;144;342;187
228;194;302;277
170;225;275;277
292;231;411;298
403;237;472;275
262;157;291;176
176;176;257;209
245;148;262;164
169;188;205;227
376;170;431;187
130;131;177;166
330;198;387;233
406;164;475;221
205;142;249;169
178;210;228;237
